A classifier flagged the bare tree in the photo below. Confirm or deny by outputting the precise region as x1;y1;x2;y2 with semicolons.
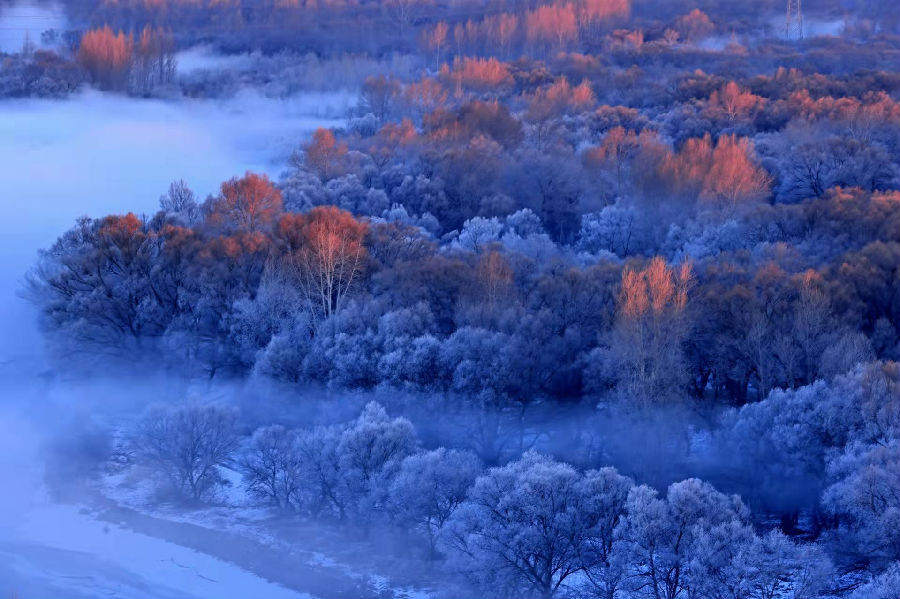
133;403;239;500
276;206;368;330
241;425;304;510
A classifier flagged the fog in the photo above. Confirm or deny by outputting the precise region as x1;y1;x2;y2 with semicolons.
2;0;896;593
0;88;350;359
176;45;258;74
0;86;355;596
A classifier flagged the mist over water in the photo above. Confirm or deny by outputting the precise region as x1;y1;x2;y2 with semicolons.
0;88;351;360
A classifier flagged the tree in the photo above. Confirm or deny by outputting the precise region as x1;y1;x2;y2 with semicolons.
718;361;899;519
526;3;578;52
658;134;771;214
77;26;132;90
603;257;693;405
440;57;514;98
277;206;368;327
422;21;448;70
475;249;514;314
484;13;519;58
822;439;900;562
615;479;749;599
294;425;347;519
241;425;304;510
445;452;623;598
359;75;400;124
525;77;595;150
701;135;772;211
766;128;900;202
687;526;833;599
706;82;765;124
583;127;655;197
384;0;426;37
577;205;638;256
27;212;177;351
577;0;630;29
303;129;349;181
159;179;200;225
132;403;239;501
131;25;175;95
674;9;714;42
337;402;418;522
388;448;481;557
206;172;283;233
849;562;900;599
578;467;634;599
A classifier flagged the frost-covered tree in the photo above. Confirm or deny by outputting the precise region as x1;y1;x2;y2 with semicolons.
241;425;304;510
577;204;638;257
388;448;481;556
445;452;627;598
719;361;899;517
132;403;239;501
822;439;900;562
337;402;418;521
850;562;900;599
577;467;634;599
686;527;832;599
159;179;200;226
615;479;749;599
294;424;347;519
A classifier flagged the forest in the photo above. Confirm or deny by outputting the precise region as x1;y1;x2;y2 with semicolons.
3;0;899;596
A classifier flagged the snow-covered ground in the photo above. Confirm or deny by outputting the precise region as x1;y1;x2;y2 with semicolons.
0;393;318;599
1;503;312;599
94;466;437;599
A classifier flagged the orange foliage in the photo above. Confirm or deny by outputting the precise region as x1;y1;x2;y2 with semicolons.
401;77;449;116
277;206;368;322
367;119;418;166
424;101;522;150
208;172;283;233
608;28;643;48
305;128;349;180
706;81;765;122
421;21;448;68
78;26;133;89
98;213;145;261
621;257;692;321
576;0;629;24
658;134;771;210
440;57;514;97
784;89;900;123
583;127;662;191
526;3;578;48
703;135;772;209
526;76;596;121
674;9;714;41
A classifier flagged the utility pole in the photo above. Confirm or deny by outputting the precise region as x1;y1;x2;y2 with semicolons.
786;0;803;39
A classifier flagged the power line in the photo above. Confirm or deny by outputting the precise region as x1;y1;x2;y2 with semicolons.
785;0;803;39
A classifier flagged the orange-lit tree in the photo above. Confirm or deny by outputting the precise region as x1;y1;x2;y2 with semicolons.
611;257;694;404
277;206;368;329
206;172;284;233
78;26;133;90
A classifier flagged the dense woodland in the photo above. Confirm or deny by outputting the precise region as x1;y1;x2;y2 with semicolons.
13;0;900;596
